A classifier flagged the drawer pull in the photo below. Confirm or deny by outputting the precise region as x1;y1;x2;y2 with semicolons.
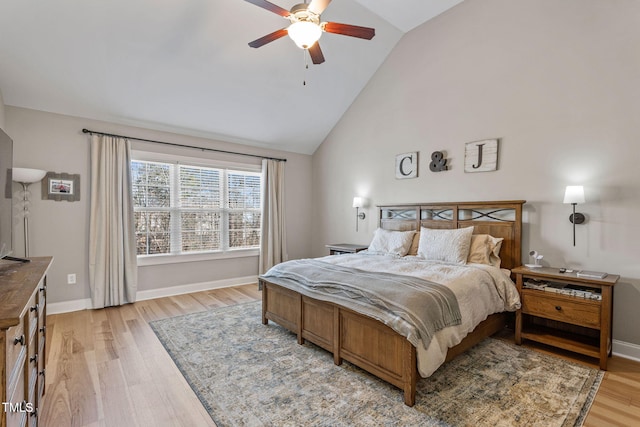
40;286;46;293
30;354;39;364
39;369;46;378
30;304;39;312
555;306;562;311
14;334;25;346
40;325;46;334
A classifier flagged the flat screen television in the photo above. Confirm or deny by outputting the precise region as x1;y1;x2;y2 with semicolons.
0;128;13;260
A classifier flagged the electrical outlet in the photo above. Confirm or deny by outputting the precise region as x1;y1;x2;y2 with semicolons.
67;273;77;285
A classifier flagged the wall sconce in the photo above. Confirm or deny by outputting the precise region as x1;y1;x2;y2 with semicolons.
563;185;585;246
352;197;366;232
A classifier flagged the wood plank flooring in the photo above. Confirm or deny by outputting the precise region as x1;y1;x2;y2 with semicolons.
40;284;640;426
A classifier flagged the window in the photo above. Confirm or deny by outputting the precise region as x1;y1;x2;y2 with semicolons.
131;158;261;258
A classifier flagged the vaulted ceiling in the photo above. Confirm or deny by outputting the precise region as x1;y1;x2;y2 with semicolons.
0;0;462;154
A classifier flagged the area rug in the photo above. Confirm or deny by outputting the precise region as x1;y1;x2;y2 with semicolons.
150;301;602;427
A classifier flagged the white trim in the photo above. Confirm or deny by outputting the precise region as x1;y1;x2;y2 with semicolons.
137;249;258;266
131;149;262;172
47;298;93;315
46;275;259;315
136;275;258;301
613;339;640;362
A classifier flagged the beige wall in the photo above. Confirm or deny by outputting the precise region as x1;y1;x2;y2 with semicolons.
6;106;312;304
312;0;640;346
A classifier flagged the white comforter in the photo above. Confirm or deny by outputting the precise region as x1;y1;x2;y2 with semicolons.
318;253;521;377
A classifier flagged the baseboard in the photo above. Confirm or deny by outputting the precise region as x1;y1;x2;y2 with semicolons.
47;298;93;315
47;275;259;315
42;289;640;363
613;339;640;362
136;275;258;301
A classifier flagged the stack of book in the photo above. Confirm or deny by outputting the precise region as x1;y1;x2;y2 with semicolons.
523;280;602;300
576;270;608;279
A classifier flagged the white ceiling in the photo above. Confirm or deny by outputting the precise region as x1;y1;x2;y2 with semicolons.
0;0;462;154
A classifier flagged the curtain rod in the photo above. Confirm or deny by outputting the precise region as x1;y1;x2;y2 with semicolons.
82;128;287;162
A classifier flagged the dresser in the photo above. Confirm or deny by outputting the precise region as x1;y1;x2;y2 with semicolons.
1;257;52;427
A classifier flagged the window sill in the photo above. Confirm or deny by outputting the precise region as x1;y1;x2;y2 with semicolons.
137;249;259;266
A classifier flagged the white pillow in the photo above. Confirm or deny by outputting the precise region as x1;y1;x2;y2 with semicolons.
418;226;474;264
367;228;416;256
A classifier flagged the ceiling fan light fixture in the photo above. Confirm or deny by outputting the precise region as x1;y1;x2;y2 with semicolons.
287;21;322;49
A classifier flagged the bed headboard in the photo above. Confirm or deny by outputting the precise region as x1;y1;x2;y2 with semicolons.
377;200;525;270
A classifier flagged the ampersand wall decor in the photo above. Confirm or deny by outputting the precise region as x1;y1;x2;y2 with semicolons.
429;151;448;172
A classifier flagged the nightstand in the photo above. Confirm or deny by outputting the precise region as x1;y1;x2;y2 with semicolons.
512;266;618;370
325;243;368;255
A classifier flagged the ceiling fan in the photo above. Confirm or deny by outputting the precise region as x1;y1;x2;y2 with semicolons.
244;0;375;64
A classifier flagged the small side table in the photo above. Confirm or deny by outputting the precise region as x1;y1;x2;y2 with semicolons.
512;265;618;370
326;243;368;255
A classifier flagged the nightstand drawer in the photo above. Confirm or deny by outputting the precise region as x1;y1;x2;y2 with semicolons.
521;292;601;329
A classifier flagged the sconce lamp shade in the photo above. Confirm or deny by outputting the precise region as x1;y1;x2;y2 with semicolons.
563;186;585;204
12;167;47;184
352;197;364;208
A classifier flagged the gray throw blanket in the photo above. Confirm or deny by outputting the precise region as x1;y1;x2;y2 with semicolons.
261;259;461;350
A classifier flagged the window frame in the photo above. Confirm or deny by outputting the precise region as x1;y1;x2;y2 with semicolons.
131;150;262;266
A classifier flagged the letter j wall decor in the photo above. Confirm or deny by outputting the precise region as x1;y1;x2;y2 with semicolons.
464;139;499;173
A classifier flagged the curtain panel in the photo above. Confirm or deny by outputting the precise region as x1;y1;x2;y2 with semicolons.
259;159;287;274
89;134;138;308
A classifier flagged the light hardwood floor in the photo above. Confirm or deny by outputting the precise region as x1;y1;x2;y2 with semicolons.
40;284;640;426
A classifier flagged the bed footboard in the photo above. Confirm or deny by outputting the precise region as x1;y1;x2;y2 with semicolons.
261;279;418;405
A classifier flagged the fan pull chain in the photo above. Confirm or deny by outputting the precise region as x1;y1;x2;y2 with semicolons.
302;49;308;86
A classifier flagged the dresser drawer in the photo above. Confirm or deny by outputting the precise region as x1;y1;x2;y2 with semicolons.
26;292;39;341
37;283;46;318
6;319;27;393
521;292;601;329
6;351;27;427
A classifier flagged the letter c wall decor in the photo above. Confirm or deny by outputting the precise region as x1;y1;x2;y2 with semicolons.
395;152;418;179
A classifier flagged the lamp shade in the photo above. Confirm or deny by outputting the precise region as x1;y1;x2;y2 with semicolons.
352;197;364;208
287;21;322;49
12;167;47;184
563;186;585;204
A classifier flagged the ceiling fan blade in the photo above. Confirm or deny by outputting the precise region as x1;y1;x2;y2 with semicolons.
308;42;325;64
248;28;288;48
323;22;375;40
244;0;290;17
308;0;331;15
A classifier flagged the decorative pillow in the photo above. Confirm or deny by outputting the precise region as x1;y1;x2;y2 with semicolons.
467;234;504;268
367;228;416;256
417;226;474;264
407;232;420;256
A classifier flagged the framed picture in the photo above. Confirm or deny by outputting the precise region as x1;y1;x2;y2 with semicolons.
42;172;80;201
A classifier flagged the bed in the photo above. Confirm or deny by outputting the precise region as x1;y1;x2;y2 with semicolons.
258;200;525;406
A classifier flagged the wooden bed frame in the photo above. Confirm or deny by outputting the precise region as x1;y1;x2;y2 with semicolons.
259;200;525;406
